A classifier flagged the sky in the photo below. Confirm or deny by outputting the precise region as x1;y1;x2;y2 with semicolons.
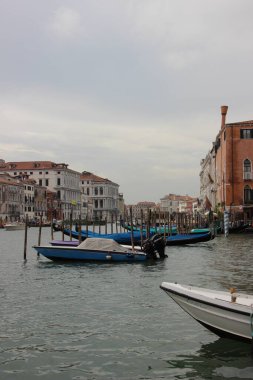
1;0;253;204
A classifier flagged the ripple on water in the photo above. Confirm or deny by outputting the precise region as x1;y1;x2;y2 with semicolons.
1;229;253;379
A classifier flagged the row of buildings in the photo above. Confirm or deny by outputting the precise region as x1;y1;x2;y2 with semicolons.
2;105;250;224
0;161;124;223
0;158;196;224
200;105;253;221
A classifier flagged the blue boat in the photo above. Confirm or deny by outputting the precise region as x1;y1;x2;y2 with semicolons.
34;235;167;262
166;232;213;246
61;228;151;245
56;226;213;246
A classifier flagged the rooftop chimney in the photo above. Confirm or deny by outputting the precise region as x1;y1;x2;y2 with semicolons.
221;105;228;128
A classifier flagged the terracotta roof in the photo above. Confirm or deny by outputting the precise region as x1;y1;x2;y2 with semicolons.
0;161;69;170
0;177;23;186
80;171;115;184
136;201;156;206
226;120;253;126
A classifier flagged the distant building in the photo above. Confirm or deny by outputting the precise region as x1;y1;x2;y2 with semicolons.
0;173;24;222
125;201;157;221
80;171;120;221
0;160;81;220
160;194;197;214
200;106;253;220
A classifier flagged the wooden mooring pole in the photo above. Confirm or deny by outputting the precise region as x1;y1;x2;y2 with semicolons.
23;215;28;261
37;215;42;255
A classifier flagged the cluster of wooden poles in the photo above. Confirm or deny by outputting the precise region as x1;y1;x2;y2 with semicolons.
23;209;209;260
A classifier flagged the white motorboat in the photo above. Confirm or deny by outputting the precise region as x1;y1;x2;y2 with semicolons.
160;282;253;343
5;222;25;231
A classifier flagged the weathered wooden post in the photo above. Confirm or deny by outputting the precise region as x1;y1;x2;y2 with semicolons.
105;217;108;234
99;215;101;234
116;213;118;233
86;215;89;236
62;217;65;241
130;206;134;252
50;215;54;241
140;209;144;248
38;214;42;251
111;214;114;234
78;214;82;244
23;215;28;261
69;212;73;241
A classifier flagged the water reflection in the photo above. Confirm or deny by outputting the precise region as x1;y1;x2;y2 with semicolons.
167;338;253;379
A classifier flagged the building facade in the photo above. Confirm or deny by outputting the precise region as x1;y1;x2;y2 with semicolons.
200;106;253;220
0;160;81;220
0;173;24;222
80;171;120;221
160;194;196;214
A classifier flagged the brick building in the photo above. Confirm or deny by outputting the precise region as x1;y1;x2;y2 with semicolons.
200;106;253;220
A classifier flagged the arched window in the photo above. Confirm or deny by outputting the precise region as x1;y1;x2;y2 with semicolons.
244;185;252;203
244;159;251;179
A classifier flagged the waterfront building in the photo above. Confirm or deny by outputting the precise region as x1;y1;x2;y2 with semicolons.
0;173;24;222
132;201;156;220
23;178;36;221
160;194;196;214
200;106;253;220
80;171;120;221
34;183;47;222
0;160;81;220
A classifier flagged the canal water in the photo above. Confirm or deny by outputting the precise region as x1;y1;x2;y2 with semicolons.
1;227;253;380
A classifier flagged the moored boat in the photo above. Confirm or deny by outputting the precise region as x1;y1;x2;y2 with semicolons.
33;234;167;262
5;222;25;231
58;228;214;246
160;282;253;343
165;231;214;245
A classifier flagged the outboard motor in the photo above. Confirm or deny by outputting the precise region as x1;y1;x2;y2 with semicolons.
142;234;167;259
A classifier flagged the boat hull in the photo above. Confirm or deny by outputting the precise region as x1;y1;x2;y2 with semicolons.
165;232;213;245
160;282;253;343
34;246;147;262
5;224;25;231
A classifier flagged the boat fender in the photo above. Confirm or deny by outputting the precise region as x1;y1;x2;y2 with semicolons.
106;255;112;260
230;287;237;302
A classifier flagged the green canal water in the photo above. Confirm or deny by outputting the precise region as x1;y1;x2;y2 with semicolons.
1;228;253;379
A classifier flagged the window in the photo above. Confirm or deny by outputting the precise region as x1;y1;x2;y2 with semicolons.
46;171;48;174
243;159;252;179
28;186;31;190
39;179;42;186
100;187;103;195
95;187;98;195
87;188;90;195
39;172;42;175
57;178;61;186
244;185;253;203
45;179;49;186
240;129;253;139
100;200;103;208
94;200;98;208
57;190;61;199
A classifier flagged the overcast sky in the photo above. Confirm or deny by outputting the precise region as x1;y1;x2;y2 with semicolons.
1;0;253;204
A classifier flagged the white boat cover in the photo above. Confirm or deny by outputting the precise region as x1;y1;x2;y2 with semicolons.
78;238;132;253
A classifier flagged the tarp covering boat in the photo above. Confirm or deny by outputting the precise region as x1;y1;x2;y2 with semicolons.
78;238;132;252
